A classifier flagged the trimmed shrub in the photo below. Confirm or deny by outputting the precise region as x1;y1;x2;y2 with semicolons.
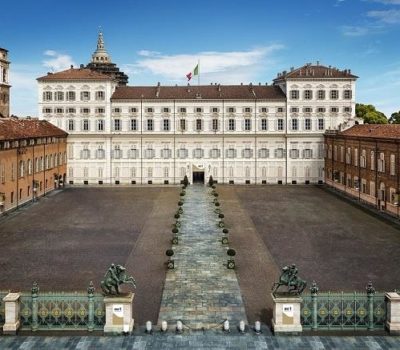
172;228;179;234
219;213;224;219
227;249;236;257
223;228;229;234
166;249;174;257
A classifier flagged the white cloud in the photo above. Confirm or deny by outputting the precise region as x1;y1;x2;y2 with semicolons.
42;50;76;72
137;50;160;57
367;9;400;23
370;0;400;4
341;25;370;36
131;45;284;84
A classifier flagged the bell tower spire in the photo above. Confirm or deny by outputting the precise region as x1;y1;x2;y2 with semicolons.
91;28;111;63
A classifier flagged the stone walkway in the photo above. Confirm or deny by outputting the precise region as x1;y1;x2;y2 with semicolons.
158;184;247;329
1;333;399;349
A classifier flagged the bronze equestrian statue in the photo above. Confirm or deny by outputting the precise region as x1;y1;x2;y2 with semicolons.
272;264;307;295
101;263;136;295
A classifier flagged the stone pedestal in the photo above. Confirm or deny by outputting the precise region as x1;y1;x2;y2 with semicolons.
2;293;20;334
271;293;302;334
104;293;134;334
386;292;400;334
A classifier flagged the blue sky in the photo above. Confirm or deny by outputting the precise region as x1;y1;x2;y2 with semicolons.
1;0;400;117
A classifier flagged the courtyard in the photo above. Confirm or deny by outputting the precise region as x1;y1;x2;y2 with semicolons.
0;185;399;327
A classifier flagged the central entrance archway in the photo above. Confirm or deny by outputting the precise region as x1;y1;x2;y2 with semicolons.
192;165;205;184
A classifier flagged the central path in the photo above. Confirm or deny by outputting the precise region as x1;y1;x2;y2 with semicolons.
158;184;247;329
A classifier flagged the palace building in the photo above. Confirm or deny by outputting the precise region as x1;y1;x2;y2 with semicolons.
38;32;361;185
325;124;400;218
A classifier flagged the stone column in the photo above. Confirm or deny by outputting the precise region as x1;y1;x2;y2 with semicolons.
271;293;302;334
104;293;134;334
2;292;21;334
386;292;400;334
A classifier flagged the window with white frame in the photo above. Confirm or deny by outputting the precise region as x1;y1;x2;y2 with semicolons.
130;119;138;131
360;149;366;168
68;119;74;131
317;107;326;113
81;91;90;101
130;107;138;113
177;148;188;159
81;147;90;160
226;148;237;158
304;119;311;130
290;149;299;159
193;148;204;158
275;148;285;158
318;143;324;159
317;90;325;100
212;119;218;131
144;148;155;159
96;148;105;159
146;107;154;113
290;107;299;113
82;119;89;131
67;107;76;114
227;107;235;113
81;108;90;114
244;119;251;131
147;167;153;178
304;90;313;100
331;107;339;113
164;167;169;178
258;148;269;158
260;107;268;113
113;146;122;159
95;91;105;100
277;119;284;131
114;119;121;131
330;90;339;99
291;119;298;130
277;107;284;113
97;120;104;131
318;118;324;130
163;107;170;113
303;107;312;113
244;107;252;113
179;107;186;113
390;154;396;175
290;90;299;99
96;107;105;114
55;108;63;114
113;107;121;113
371;151;375;170
43;108;52;114
354;148;359;166
128;148;138;159
179;119;186;131
66;91;75;101
161;148;172;159
344;107;352;113
344;90;352;99
242;148;253;158
228;119;235;131
212;107;219;113
55;91;64;101
303;149;312;159
146;119;154;131
210;148;221;158
346;147;351;164
195;107;202;113
163;119;170;131
43;91;52;101
196;119;202;131
261;118;268;131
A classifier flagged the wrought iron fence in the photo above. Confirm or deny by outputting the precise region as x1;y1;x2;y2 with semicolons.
301;284;386;330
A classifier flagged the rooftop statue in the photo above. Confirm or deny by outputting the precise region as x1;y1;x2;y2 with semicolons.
101;263;136;295
272;264;306;295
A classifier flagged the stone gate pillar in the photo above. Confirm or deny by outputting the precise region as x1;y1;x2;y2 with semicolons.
104;293;135;334
386;292;400;334
2;292;21;334
271;293;302;334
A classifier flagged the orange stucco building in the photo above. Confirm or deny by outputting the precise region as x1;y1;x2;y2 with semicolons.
0;117;68;214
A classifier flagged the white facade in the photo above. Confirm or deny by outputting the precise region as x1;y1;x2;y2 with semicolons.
38;64;360;185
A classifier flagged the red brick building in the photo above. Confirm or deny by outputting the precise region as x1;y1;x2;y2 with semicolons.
0;118;68;214
325;124;400;217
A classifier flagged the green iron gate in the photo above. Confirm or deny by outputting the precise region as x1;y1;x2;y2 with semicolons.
301;283;386;330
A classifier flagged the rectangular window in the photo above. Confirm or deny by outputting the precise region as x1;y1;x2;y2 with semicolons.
226;148;236;158
317;107;326;113
130;119;137;131
55;91;64;101
304;90;313;100
305;119;311;130
113;107;121;113
68;120;74;131
228;119;235;131
344;107;352;113
96;107;105;114
303;149;312;159
163;119;170;131
212;119;218;131
318;118;324;130
43;108;52;114
331;107;339;113
177;148;188;159
290;149;299;159
114;119;121;131
258;148;269;158
244;107;252;113
227;107;235;113
344;90;352;99
242;148;253;158
147;119;154;131
130;107;138;113
81;91;90;101
277;119;284;131
260;107;268;113
303;107;312;113
261;118;268;131
96;91;105;100
290;90;299;99
146;107;154;113
291;119;298;130
196;119;202;131
275;148;284;158
277;107;284;113
179;107;186;113
43;91;52;101
193;148;204;158
81;108;90;114
330;90;339;99
244;119;251;131
83;119;89;131
67;108;76;113
317;90;325;100
290;107;299;113
180;119;186;131
163;107;170;113
56;108;63;114
97;120;104;131
210;149;221;158
212;107;219;113
66;91;75;101
195;107;202;113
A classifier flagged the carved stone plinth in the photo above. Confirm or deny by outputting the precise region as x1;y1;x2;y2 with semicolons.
3;293;21;334
271;293;302;334
386;292;400;334
104;293;134;334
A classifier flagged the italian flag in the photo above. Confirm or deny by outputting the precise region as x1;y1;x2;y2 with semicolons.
186;64;199;81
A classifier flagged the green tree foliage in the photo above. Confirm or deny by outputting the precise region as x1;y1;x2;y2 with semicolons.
356;103;388;124
389;111;400;124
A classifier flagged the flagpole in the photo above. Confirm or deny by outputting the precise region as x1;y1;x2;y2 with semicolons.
198;59;200;87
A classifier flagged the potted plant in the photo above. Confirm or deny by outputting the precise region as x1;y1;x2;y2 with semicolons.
208;175;214;187
223;228;229;234
183;175;189;187
221;236;229;245
227;249;236;269
166;249;174;269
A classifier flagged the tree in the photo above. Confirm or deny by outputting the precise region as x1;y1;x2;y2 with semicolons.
389;111;400;124
356;103;388;124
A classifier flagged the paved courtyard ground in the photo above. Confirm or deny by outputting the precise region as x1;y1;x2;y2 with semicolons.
0;186;179;325
218;185;400;324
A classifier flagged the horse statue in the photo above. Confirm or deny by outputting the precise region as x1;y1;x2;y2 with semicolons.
101;263;136;295
272;264;306;295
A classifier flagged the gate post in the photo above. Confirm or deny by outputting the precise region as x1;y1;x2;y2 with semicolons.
386;291;400;334
311;281;319;330
366;281;375;330
87;281;95;332
31;282;39;331
2;292;21;334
